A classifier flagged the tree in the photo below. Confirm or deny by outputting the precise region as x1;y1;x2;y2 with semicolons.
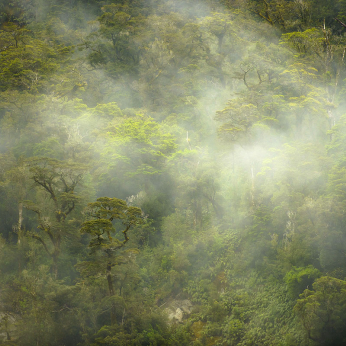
24;158;86;278
79;197;143;325
0;21;72;93
295;276;346;345
96;114;177;202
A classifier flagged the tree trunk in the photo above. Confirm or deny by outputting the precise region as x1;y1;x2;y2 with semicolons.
107;262;115;296
107;262;116;325
18;201;23;271
18;201;23;243
52;254;58;279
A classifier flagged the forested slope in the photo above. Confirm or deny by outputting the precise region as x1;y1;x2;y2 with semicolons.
1;0;346;345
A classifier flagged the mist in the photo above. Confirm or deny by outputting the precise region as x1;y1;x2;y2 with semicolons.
0;0;346;345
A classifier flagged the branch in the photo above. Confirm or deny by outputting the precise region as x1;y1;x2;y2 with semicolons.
31;233;51;256
52;304;72;313
258;11;273;25
257;69;263;84
335;18;346;29
44;225;55;244
203;193;224;218
60;175;70;193
33;176;57;203
122;224;130;243
24;203;41;219
240;64;253;89
250;0;274;25
25;202;56;245
65;201;75;217
60;173;81;193
109;225;131;252
149;69;163;85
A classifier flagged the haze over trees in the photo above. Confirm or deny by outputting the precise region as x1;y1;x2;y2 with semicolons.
1;0;346;345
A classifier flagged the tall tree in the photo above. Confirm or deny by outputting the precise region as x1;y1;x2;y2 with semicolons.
25;158;86;278
79;197;143;325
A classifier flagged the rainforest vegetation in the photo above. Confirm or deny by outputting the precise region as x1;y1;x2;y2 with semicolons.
1;0;346;345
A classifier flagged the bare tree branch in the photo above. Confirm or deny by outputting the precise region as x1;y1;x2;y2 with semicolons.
335;18;346;29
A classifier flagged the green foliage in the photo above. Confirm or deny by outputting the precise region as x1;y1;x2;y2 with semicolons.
81;196;143;251
295;276;346;345
1;1;346;346
2;265;83;346
284;266;321;299
0;22;72;93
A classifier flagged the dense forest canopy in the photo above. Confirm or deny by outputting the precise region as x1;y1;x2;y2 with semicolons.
1;0;346;345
